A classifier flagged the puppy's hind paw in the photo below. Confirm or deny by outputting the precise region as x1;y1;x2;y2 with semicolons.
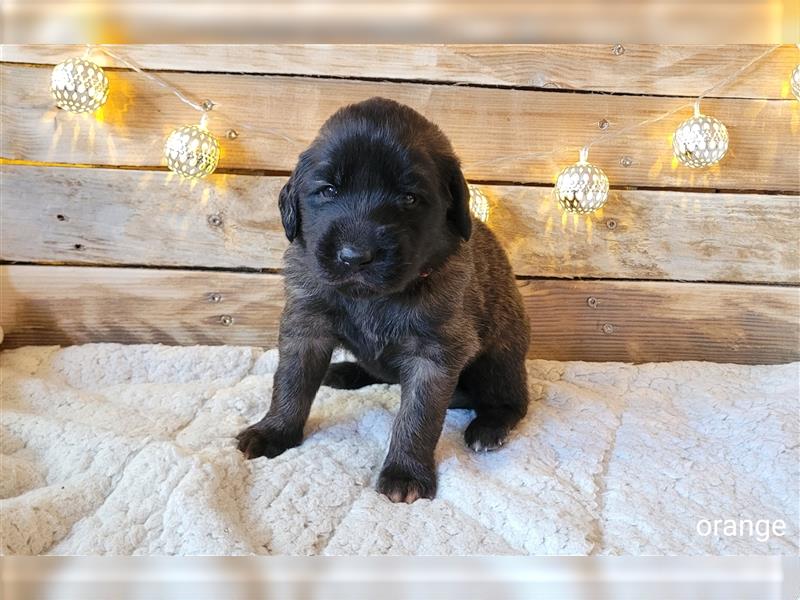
236;423;302;460
377;464;436;503
464;416;510;452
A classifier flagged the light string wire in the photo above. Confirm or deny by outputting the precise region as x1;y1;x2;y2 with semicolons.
88;44;298;143
471;44;782;169
85;44;784;167
90;45;207;113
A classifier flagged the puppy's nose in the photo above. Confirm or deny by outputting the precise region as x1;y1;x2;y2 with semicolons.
337;245;373;268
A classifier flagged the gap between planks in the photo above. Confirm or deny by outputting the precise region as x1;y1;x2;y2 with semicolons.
4;58;796;103
2;260;798;289
3;159;798;197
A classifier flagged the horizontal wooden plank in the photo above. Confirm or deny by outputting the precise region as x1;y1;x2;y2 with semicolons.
2;64;798;192
0;265;284;348
522;279;799;364
484;184;800;284
2;265;797;364
3;164;799;284
2;44;797;99
0;164;288;271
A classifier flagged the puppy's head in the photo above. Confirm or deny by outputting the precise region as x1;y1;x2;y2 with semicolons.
279;97;470;297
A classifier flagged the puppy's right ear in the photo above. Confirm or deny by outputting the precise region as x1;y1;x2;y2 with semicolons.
444;158;472;242
278;176;300;242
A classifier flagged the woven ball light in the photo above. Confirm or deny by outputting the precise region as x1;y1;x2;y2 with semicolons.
672;110;729;168
164;123;220;178
51;57;109;113
553;148;609;214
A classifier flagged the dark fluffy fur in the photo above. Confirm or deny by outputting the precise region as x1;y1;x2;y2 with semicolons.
237;97;529;503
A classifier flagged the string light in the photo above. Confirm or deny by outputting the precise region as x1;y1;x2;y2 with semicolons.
95;45;208;112
164;114;221;178
50;52;109;113
47;45;788;192
672;100;729;168
88;46;222;178
471;46;780;173
547;45;780;214
52;46;295;179
791;65;800;101
468;185;490;222
554;147;609;214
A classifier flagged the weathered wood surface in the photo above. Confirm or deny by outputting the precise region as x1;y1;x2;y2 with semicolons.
3;164;798;283
2;45;798;362
3;63;798;191
1;164;288;270
0;265;285;348
3;45;797;99
521;278;800;364
2;265;797;364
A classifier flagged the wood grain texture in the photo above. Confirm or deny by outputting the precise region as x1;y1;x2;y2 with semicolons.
3;45;798;99
521;279;800;364
3;164;798;283
1;164;287;270
3;63;799;191
0;265;284;348
2;265;797;364
481;184;800;284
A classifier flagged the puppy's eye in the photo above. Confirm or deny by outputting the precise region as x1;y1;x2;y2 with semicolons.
319;185;338;199
402;193;417;205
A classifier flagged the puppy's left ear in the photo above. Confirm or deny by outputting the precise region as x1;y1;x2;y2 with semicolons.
444;159;472;241
279;176;300;242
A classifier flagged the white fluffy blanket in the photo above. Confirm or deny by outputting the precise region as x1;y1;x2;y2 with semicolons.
1;344;797;555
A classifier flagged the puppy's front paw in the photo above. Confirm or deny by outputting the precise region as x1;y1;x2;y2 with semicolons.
236;423;302;460
377;463;436;503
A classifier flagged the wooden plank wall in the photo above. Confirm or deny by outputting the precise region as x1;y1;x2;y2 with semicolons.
2;45;799;363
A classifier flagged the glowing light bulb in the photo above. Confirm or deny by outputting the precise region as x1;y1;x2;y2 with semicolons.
791;65;800;101
164;115;220;178
672;103;729;168
553;147;609;214
50;57;109;113
468;185;490;222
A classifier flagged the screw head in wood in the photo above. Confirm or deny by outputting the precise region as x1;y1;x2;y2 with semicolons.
598;118;609;130
207;213;223;227
612;44;625;56
620;156;633;167
207;292;223;303
606;218;617;230
226;129;239;140
219;314;234;326
602;323;615;334
587;297;598;308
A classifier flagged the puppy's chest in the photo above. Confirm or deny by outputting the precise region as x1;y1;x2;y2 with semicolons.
330;300;415;360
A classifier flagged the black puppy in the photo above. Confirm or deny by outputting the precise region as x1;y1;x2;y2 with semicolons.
238;97;530;503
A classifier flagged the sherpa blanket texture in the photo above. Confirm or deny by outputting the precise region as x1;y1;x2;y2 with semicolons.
1;344;797;555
